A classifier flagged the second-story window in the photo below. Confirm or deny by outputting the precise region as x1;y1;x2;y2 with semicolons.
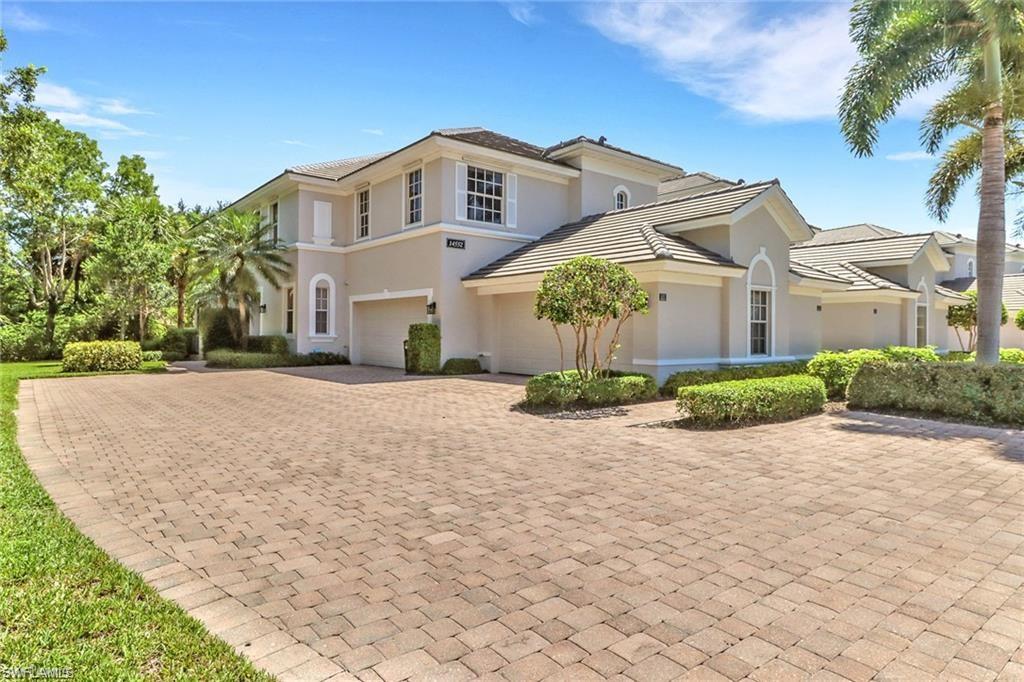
407;168;423;226
467;165;503;224
356;188;370;240
270;202;279;242
615;190;629;210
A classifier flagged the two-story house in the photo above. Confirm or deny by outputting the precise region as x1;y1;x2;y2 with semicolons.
229;128;970;381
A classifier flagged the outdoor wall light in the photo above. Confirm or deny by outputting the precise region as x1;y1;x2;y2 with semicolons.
426;302;437;315
259;303;267;313
658;293;668;302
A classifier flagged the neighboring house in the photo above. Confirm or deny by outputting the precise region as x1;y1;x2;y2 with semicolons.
230;127;1003;381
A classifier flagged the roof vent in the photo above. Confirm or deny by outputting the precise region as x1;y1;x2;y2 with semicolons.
736;178;745;185
956;233;962;238
597;136;607;144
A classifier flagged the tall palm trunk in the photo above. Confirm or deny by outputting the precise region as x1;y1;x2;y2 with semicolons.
975;36;1006;365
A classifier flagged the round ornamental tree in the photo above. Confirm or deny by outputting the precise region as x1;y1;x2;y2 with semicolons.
1015;308;1024;331
946;290;1007;351
533;256;649;379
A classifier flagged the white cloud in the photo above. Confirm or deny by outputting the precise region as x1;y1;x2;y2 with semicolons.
96;98;151;115
885;151;935;162
5;6;51;32
45;110;144;137
360;128;384;136
504;2;539;26
281;139;313;147
35;83;87;111
584;2;937;123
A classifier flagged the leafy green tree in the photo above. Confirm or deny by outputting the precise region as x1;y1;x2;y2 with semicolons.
1015;307;1024;330
166;203;213;328
840;0;1022;364
108;154;158;199
534;256;648;379
200;210;290;350
86;196;171;340
947;289;1008;351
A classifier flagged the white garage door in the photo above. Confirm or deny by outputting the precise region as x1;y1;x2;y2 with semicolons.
353;297;427;368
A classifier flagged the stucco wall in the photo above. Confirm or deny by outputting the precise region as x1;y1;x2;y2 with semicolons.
822;301;902;350
296;189;348;246
578;169;657;217
789;293;823;357
293;249;346;354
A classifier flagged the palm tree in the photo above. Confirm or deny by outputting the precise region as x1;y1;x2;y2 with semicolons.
202;209;290;349
167;202;213;328
839;0;1023;364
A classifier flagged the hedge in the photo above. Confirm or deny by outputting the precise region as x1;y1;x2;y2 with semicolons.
245;335;289;354
202;308;241;351
441;358;484;375
943;349;1024;364
407;323;440;374
677;375;827;427
205;350;348;369
807;349;889;399
881;345;940;362
141;350;163;362
848;361;1024;426
524;370;657;408
660;361;807;397
163;327;198;357
62;341;143;373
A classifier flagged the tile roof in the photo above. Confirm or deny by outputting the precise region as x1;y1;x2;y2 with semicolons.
804;223;902;245
434;127;561;164
789;260;852;284
943;273;1024;309
789;233;939;292
544;135;682;171
465;181;778;281
288;152;392;180
658;172;739;197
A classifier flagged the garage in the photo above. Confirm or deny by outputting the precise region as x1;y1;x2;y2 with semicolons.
495;292;635;376
352;296;428;367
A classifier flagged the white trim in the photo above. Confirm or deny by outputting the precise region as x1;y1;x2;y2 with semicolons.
632;355;806;367
966;257;975;278
286;222;536;256
746;247;777;358
916;277;930;347
312;200;333;245
613;185;631;210
308;273;337;338
348;288;434;365
283;283;295;337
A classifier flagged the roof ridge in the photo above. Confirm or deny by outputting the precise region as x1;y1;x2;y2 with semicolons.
794;231;935;249
638;224;673;259
288;151;389;172
571;179;777;226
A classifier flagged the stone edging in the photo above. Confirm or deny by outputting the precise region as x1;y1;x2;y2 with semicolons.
15;380;355;682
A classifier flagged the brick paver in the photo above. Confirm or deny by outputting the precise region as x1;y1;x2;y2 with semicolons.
17;365;1024;680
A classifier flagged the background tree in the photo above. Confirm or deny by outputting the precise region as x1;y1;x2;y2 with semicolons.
534;256;648;380
947;289;1008;351
200;209;289;350
167;202;213;328
108;154;158;199
840;0;1023;364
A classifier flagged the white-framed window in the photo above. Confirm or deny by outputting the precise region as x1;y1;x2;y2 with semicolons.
355;188;370;240
308;274;336;337
285;287;294;335
967;258;975;278
916;304;928;347
270;202;279;243
406;168;423;226
749;289;771;355
613;185;631;210
315;284;329;335
466;165;503;224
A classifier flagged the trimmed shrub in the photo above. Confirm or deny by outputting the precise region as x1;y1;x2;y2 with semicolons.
677;375;827;427
161;351;186;362
581;373;658;406
407;323;440;374
245;335;289;354
201;308;241;352
0;323;50;361
806;349;887;399
441;357;484;375
141;350;163;362
524;371;583;408
140;338;162;352
660;361;807;397
1000;348;1024;364
205;350;349;369
882;345;940;362
162;327;198;357
525;369;657;408
944;351;973;362
62;341;143;373
848;361;1024;426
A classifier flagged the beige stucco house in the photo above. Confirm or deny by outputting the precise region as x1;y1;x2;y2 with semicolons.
231;127;983;381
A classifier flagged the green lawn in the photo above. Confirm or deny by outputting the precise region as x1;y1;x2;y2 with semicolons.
0;361;272;680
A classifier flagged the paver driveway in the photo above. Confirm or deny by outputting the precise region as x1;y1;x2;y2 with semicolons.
17;366;1024;681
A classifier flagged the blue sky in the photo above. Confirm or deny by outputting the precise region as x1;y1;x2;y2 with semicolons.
4;1;1014;238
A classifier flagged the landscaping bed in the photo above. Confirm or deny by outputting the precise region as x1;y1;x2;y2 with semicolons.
0;361;268;679
522;370;658;410
204;349;348;369
675;374;827;428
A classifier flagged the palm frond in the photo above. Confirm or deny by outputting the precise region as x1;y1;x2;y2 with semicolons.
926;131;983;220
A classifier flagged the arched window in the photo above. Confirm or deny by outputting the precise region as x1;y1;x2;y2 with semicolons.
747;248;776;357
916;278;929;347
967;258;975;278
613;185;631;210
308;273;336;337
